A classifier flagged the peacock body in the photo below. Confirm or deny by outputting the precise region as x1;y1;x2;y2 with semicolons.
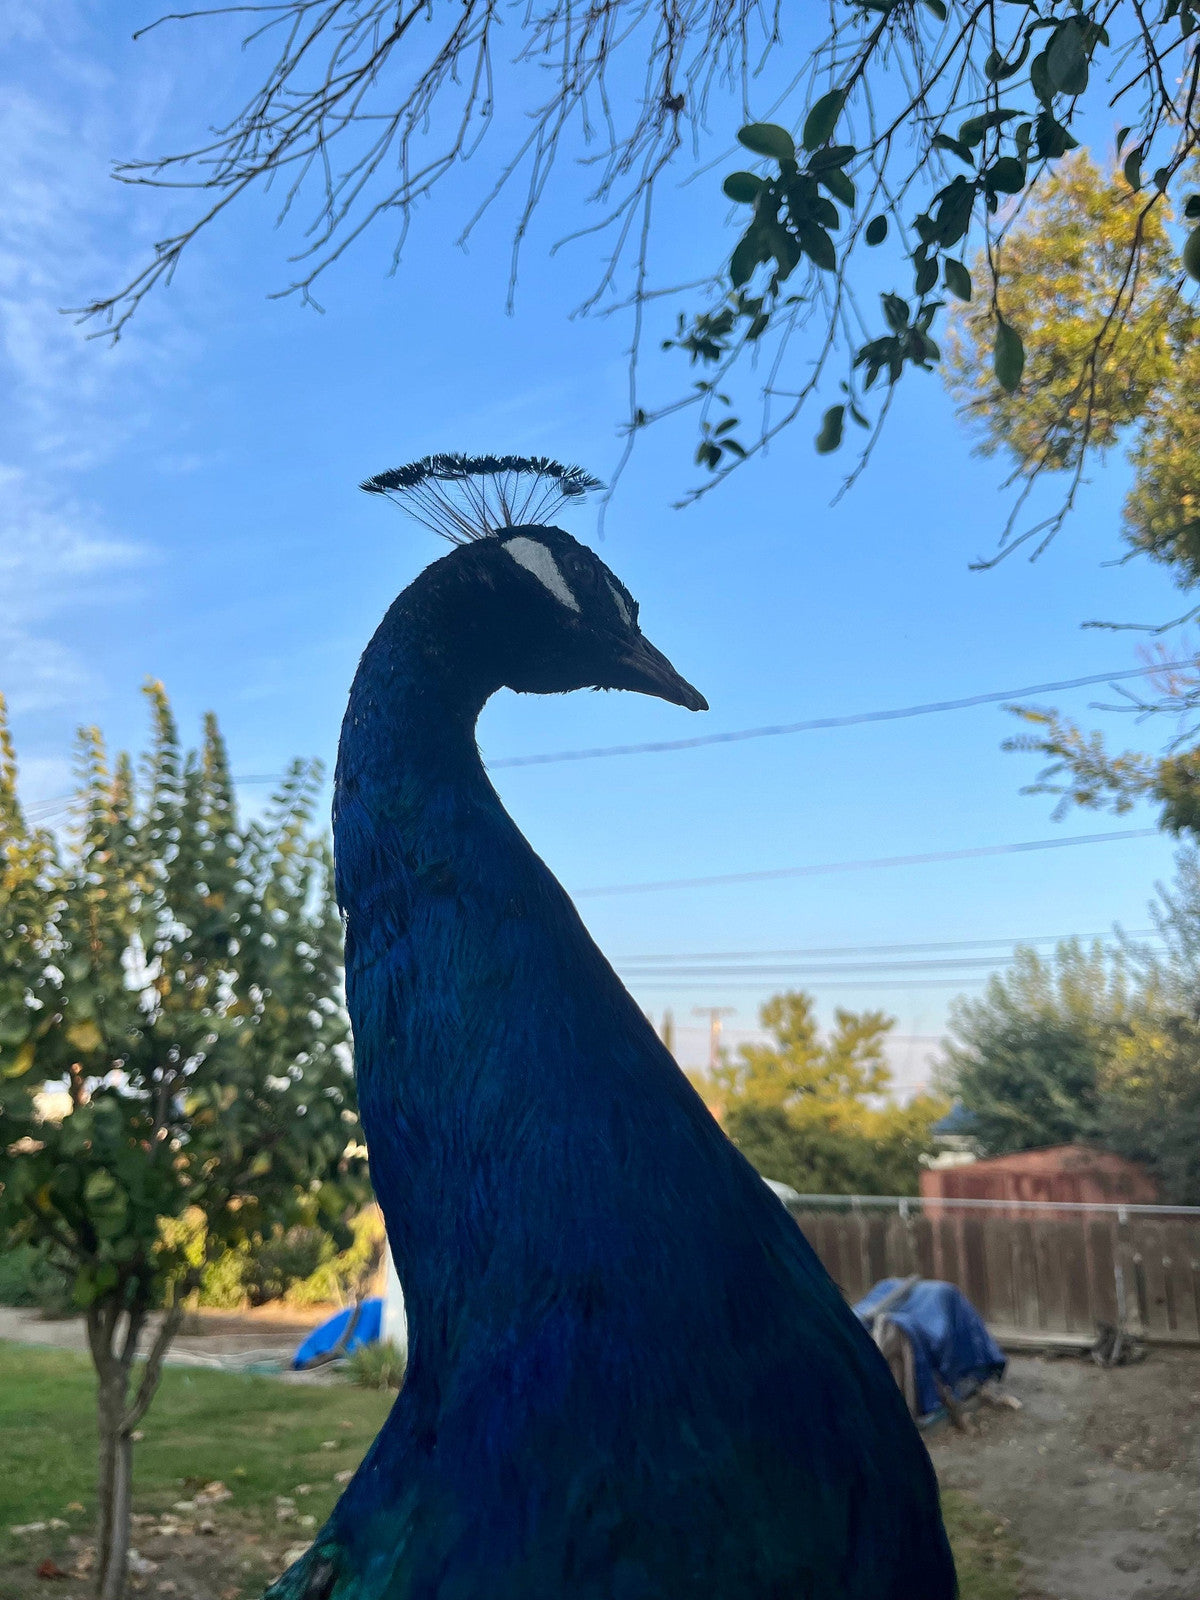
270;458;957;1600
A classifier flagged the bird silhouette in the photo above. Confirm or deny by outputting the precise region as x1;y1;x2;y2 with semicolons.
269;456;956;1600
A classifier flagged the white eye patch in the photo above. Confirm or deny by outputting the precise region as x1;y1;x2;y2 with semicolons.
503;536;581;612
605;578;633;628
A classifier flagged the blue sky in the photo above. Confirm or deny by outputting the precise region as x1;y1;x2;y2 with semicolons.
2;2;1189;1081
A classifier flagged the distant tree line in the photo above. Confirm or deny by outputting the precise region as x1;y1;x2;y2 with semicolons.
937;851;1200;1205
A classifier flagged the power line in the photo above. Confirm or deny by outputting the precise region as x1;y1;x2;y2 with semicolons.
490;661;1193;769
16;659;1191;818
575;828;1160;898
628;975;999;990
616;952;1156;978
615;928;1156;962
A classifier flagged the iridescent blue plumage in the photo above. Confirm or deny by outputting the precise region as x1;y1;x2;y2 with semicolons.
272;478;956;1600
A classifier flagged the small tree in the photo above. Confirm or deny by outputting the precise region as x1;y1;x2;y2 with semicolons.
937;939;1133;1154
701;990;945;1195
0;685;366;1600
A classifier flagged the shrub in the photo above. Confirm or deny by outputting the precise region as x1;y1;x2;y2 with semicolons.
345;1339;406;1391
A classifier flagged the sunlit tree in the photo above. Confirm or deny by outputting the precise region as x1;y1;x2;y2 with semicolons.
0;685;367;1600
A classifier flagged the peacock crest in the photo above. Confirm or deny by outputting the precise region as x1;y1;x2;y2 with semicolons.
361;454;604;544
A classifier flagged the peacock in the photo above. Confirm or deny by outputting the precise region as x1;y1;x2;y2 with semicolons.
270;454;957;1600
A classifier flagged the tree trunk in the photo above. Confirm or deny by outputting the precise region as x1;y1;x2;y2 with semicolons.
95;1373;134;1600
87;1295;184;1600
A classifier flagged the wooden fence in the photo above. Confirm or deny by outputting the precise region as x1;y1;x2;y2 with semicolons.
787;1196;1200;1347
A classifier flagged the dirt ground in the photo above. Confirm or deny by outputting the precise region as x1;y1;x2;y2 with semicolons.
929;1349;1200;1600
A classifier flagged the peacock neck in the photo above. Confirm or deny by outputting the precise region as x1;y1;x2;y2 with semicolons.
333;579;569;1347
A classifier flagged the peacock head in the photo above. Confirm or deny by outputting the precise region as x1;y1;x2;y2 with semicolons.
361;454;708;712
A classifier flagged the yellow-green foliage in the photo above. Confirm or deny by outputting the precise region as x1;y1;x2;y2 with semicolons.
159;1207;385;1310
694;991;946;1195
946;152;1200;582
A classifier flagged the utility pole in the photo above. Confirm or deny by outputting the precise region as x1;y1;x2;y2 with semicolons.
693;1006;734;1073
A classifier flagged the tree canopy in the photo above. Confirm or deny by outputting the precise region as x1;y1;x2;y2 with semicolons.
695;990;946;1195
0;684;366;1600
81;1;1200;524
937;939;1134;1154
946;153;1200;557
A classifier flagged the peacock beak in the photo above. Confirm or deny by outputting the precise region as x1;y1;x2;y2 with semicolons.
613;634;708;712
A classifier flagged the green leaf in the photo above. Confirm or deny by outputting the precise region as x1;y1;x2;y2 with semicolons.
723;171;762;204
1116;125;1132;154
1046;20;1089;96
865;214;888;246
932;133;974;164
1185;195;1200;221
914;255;938;295
984;34;1032;81
943;258;972;301
808;144;856;172
1184;227;1200;285
3;1039;35;1079
738;122;796;163
986;156;1026;194
815;404;845;454
1035;111;1079;159
1029;48;1053;106
1123;146;1144;192
798;222;836;272
730;229;765;287
921;0;947;18
819;166;855;208
802;89;846;152
881;293;909;334
958;109;1020;147
994;317;1025;393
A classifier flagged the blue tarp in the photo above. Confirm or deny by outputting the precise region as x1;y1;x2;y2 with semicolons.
854;1278;1006;1420
292;1298;384;1370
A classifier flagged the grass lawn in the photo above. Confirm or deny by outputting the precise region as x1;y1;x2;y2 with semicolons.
0;1340;1023;1599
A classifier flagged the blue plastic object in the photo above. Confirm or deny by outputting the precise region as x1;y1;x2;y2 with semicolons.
291;1298;383;1370
854;1279;1006;1420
